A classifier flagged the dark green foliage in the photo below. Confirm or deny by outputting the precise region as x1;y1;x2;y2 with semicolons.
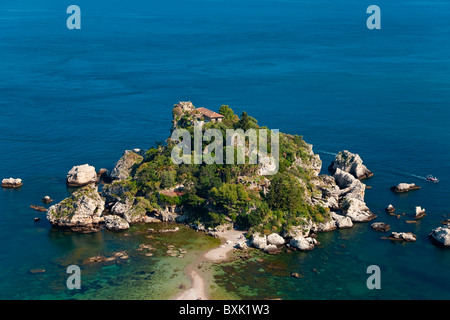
115;107;322;231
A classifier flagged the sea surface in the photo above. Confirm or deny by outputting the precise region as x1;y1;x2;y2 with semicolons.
1;0;450;299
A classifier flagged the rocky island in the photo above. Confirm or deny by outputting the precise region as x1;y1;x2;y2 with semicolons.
46;102;378;253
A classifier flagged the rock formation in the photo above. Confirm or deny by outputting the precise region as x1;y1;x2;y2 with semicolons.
388;232;417;242
289;235;318;251
1;178;23;188
385;204;395;214
390;183;421;193
334;168;376;222
104;215;130;231
46;184;105;233
42;196;53;204
371;222;390;232
414;206;426;219
110;150;144;181
66;164;98;187
267;233;285;246
328;150;373;179
429;225;450;247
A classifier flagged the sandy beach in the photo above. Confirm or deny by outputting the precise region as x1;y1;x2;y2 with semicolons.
174;229;247;300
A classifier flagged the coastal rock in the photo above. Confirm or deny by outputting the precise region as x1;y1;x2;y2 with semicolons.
282;219;315;238
341;198;376;222
314;219;337;232
30;205;47;212
388;232;417;242
104;215;130;231
429;225;450;247
110;150;144;181
289;236;317;251
251;233;268;250
385;204;395;214
390;183;421;193
264;244;280;254
42;196;53;204
328;150;373;180
1;178;23;188
334;169;356;189
235;241;248;250
290;144;322;177
267;233;285;246
46;184;105;233
371;222;391;232
332;213;353;229
414;206;426;220
66;164;98;187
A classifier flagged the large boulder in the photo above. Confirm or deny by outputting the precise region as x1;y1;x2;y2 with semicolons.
47;184;105;233
329;150;373;180
332;212;353;229
110;150;144;181
66;164;98;187
289;236;317;251
429;225;450;247
104;215;129;231
267;233;285;246
251;233;268;250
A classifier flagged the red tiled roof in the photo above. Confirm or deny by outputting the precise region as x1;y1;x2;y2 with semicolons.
159;189;185;197
195;107;224;119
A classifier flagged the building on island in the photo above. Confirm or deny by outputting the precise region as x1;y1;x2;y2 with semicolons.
194;107;224;123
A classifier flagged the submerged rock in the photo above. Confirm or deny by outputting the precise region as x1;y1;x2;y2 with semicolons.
66;164;98;187
429;225;450;247
390;183;421;193
328;150;373;180
1;178;23;188
30;205;47;212
46;184;105;233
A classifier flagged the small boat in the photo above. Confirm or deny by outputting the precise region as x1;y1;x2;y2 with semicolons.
427;175;439;183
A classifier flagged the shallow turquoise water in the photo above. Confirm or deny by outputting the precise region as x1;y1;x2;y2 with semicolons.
1;0;450;299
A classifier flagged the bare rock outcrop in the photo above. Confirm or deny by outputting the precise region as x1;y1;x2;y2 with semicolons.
328;150;373;179
46;184;105;233
333;168;376;222
390;183;421;193
104;215;130;231
429;225;450;247
110;150;144;181
388;232;417;242
66;164;98;187
1;178;23;188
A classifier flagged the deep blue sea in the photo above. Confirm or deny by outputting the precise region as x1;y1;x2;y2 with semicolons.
1;0;450;299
